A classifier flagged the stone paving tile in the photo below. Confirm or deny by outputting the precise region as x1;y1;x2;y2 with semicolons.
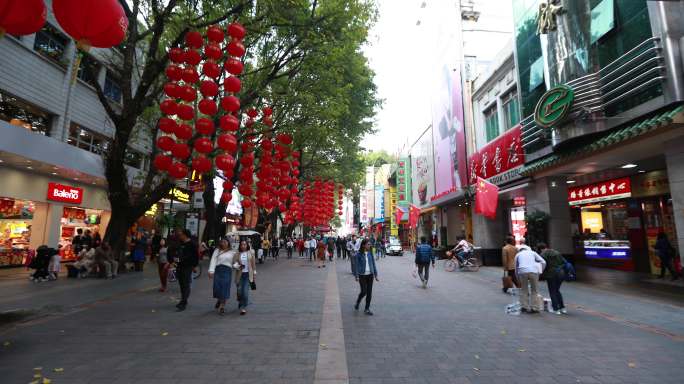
338;254;684;384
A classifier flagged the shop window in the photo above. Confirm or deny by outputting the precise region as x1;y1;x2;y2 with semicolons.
501;90;520;130
104;71;122;103
484;105;499;143
0;198;35;267
67;123;111;154
124;148;145;169
0;89;52;136
77;54;101;87
33;24;69;66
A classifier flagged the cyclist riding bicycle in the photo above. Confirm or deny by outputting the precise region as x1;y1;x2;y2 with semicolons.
446;236;474;267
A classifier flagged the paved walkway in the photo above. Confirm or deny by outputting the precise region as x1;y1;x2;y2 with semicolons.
0;254;682;383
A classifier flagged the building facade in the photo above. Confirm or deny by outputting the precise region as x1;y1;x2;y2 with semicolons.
0;1;150;266
509;0;684;273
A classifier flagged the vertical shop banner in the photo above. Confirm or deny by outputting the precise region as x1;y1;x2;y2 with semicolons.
411;126;435;208
396;158;411;221
360;189;368;224
468;125;525;185
389;186;398;236
374;185;385;223
365;166;375;222
431;65;467;202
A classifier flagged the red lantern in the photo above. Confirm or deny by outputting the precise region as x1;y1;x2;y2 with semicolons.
158;117;177;134
165;64;183;81
153;154;172;171
239;184;253;197
199;80;218;97
169;47;184;63
227;22;246;40
224;76;241;93
219;114;239;132
221;192;232;203
180;85;196;102
217;134;238;153
220;96;240;112
215;154;235;171
224;58;243;75
192;155;212;173
240;152;255;167
202;61;221;78
169;162;188;179
207;25;224;43
181;67;199;83
198;98;218;116
0;0;46;37
195;118;214;135
241;198;252;208
276;133;293;145
204;42;222;60
260;140;273;151
279;203;287;212
184;49;201;65
263;116;273;127
245;118;255;128
163;82;181;99
223;180;234;191
53;0;128;49
228;40;245;57
194;137;213;154
263;106;273;116
156;135;174;151
177;104;194;121
246;108;258;118
184;31;203;49
174;123;193;140
292;151;301;158
160;99;177;116
171;142;191;160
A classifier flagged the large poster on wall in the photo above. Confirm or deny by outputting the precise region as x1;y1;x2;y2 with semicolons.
431;65;467;203
411;126;435;208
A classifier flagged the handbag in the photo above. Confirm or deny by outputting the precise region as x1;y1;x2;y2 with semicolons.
250;280;256;290
502;271;514;290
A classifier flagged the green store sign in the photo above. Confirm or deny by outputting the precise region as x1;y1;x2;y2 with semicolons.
534;84;574;128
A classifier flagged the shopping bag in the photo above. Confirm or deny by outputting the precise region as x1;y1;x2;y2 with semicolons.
502;272;514;291
411;267;418;279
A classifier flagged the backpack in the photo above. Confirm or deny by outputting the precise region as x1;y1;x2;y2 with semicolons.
557;258;576;281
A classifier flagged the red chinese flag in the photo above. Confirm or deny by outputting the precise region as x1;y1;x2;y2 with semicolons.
475;177;499;219
408;204;421;228
395;206;406;225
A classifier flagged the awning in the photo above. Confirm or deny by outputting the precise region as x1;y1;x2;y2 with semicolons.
498;182;529;195
520;104;684;176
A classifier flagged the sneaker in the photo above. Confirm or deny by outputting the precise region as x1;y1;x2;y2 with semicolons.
551;310;562;315
176;305;186;312
364;309;373;316
215;300;221;309
240;309;246;315
422;280;427;288
560;308;568;314
354;303;359;311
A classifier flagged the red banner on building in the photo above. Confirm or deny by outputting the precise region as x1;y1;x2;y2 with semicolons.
568;177;631;206
468;125;524;185
47;183;83;204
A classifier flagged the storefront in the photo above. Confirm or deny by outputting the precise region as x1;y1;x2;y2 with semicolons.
0;167;110;267
568;170;678;274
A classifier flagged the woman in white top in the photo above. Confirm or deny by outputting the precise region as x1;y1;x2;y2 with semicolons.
208;239;234;315
232;240;256;315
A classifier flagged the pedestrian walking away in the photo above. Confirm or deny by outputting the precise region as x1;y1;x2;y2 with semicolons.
514;239;546;313
414;236;435;288
175;229;199;312
502;236;519;292
354;239;379;315
539;243;567;315
286;238;294;259
317;239;327;268
654;231;680;280
156;238;169;291
208;238;234;316
232;240;256;315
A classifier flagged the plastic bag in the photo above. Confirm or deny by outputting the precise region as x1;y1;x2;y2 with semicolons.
506;302;521;316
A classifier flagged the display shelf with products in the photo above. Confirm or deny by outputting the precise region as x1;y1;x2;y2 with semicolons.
59;207;102;261
0;198;35;267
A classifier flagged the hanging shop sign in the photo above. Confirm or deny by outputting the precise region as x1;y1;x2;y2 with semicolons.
168;188;190;203
47;183;83;204
468;125;525;185
631;170;669;198
534;84;574;128
568;177;631;206
513;196;526;207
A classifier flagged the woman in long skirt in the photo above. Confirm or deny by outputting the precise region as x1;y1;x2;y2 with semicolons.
208;239;234;315
232;240;256;315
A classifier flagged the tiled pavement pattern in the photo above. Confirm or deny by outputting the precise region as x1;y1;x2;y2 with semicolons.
1;253;683;383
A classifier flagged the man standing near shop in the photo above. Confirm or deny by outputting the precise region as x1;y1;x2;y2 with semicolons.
175;229;198;312
415;236;435;288
502;236;519;293
514;239;546;313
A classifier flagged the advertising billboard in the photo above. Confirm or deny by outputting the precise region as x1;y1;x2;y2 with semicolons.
411;126;434;208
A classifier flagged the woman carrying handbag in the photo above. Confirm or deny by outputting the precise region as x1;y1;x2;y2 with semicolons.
232;240;256;315
208;239;234;316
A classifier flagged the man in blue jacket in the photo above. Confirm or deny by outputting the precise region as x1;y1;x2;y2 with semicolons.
415;236;435;288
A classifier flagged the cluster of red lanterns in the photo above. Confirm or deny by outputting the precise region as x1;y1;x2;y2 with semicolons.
0;0;128;50
301;179;340;227
153;21;247;181
337;184;345;216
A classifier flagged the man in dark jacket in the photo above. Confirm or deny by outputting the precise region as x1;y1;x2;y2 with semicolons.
175;229;198;311
415;236;435;288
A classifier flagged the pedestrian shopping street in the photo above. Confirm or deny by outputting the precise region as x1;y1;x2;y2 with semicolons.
1;254;683;384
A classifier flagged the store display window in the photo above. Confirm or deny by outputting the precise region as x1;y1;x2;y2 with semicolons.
59;207;102;261
577;202;631;260
0;198;35;267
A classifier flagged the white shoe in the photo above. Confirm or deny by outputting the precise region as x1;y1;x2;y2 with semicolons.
422;281;427;288
551;310;562;315
560;308;568;314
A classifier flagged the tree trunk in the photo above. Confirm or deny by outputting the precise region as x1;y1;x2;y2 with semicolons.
103;207;134;267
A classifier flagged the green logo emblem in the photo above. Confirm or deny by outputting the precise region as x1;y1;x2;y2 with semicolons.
534;85;574;128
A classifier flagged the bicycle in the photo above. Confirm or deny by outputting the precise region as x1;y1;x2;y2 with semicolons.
166;263;202;283
444;251;480;272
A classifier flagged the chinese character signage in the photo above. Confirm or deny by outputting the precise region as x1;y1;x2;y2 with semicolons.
360;188;368;224
374;185;385;223
468;125;525;185
396;158;411;222
389;186;398;236
568;177;631;206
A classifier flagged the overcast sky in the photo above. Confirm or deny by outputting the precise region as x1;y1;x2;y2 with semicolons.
361;0;514;155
